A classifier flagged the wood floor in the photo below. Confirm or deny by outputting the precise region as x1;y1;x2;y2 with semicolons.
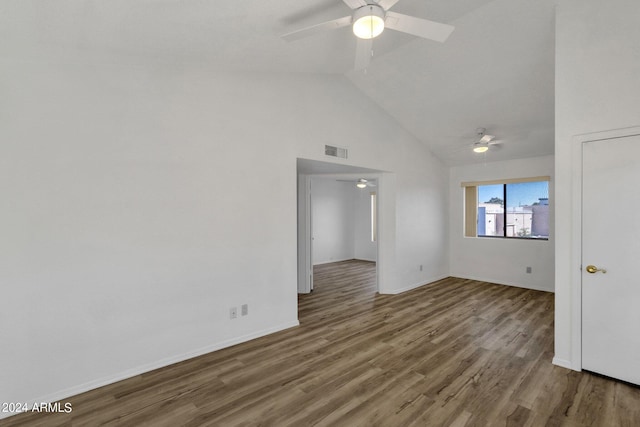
4;260;640;426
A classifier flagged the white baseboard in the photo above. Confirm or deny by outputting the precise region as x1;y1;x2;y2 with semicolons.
354;257;377;263
552;356;578;371
313;258;376;266
313;257;354;266
0;320;300;421
383;274;450;295
450;274;554;293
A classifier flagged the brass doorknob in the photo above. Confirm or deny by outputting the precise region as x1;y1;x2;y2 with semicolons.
586;265;607;274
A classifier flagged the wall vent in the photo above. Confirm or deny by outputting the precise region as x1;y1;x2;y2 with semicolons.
325;145;348;159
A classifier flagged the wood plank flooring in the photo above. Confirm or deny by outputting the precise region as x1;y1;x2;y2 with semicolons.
4;260;640;426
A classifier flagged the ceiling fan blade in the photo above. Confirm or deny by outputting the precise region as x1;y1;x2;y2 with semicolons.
281;16;352;42
376;0;401;11
343;0;367;10
384;12;454;42
479;134;495;143
354;37;372;71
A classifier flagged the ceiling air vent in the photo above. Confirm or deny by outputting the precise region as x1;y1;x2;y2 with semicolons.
325;145;348;159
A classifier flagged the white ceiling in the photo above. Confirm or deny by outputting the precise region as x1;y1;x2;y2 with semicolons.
2;0;557;166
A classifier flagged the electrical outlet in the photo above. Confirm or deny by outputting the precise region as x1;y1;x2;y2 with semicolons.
526;266;532;274
230;307;237;319
241;304;248;316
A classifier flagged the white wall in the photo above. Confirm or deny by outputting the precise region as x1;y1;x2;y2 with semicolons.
0;61;300;411
311;178;377;265
391;154;449;294
449;155;554;292
554;0;640;369
1;41;449;413
311;179;355;264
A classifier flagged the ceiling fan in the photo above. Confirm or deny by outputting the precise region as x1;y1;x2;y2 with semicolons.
472;128;500;153
337;178;377;188
281;0;455;70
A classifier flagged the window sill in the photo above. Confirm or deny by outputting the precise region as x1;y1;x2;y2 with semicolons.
476;235;549;241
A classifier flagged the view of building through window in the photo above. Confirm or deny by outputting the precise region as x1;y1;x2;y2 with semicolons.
477;181;549;239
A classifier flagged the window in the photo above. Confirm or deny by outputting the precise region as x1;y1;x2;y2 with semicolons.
463;177;549;239
371;192;377;242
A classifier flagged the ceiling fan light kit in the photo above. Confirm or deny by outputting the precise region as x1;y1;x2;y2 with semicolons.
473;144;489;153
356;178;369;188
352;6;385;39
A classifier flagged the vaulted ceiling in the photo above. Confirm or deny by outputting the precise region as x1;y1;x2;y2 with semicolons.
2;0;556;166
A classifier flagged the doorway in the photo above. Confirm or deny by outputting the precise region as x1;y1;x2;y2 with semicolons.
579;129;640;385
296;159;390;297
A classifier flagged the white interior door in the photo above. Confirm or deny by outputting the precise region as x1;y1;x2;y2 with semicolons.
582;133;640;385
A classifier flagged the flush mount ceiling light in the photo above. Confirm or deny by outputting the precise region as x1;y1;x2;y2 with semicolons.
352;5;385;39
356;179;368;188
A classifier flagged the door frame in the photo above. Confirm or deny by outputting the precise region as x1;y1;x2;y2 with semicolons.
297;174;313;293
570;125;640;371
298;173;382;293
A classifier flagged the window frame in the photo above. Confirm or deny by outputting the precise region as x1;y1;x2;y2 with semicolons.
462;176;550;240
370;192;377;242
